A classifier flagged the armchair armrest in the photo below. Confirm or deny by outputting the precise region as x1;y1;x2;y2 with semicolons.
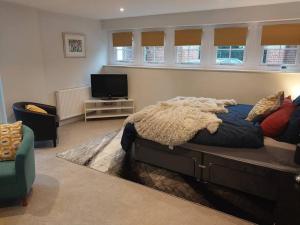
15;126;35;197
19;110;57;128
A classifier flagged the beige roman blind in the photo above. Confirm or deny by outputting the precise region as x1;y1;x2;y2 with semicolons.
112;32;133;47
141;31;165;46
175;29;202;46
261;24;300;45
214;27;248;46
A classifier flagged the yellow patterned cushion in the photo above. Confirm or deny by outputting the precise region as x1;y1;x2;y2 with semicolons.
246;91;284;121
0;121;23;161
25;104;47;114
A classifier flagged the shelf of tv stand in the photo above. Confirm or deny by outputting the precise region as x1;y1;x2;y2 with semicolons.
86;106;134;111
85;98;134;103
84;98;135;121
85;112;133;119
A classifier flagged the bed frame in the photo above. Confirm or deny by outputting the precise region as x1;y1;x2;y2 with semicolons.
132;137;300;225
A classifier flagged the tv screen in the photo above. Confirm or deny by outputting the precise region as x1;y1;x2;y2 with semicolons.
91;74;128;98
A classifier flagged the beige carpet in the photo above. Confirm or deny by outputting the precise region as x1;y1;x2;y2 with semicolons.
0;119;253;225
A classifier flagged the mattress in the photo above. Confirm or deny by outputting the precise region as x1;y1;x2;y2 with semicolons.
121;104;264;151
264;137;297;167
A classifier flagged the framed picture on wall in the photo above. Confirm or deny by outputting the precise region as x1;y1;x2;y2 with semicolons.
62;33;86;58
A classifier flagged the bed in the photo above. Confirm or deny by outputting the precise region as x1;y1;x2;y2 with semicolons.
121;103;300;225
123;104;266;150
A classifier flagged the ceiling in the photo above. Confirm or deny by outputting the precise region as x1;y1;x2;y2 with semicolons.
1;0;300;20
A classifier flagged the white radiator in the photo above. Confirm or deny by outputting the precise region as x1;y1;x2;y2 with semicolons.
56;86;91;120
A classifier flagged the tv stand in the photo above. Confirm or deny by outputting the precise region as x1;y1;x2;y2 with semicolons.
100;97;128;100
84;98;134;121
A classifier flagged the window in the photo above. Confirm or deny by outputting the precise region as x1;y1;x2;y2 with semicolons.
113;46;133;63
216;46;245;65
176;45;201;64
112;32;133;63
144;46;164;64
262;45;298;65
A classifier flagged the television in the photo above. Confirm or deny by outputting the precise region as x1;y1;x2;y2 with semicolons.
91;74;128;99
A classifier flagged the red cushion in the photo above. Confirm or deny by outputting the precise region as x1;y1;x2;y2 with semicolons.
261;98;296;137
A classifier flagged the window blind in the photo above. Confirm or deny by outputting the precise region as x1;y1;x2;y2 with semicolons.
214;27;248;46
141;31;165;46
175;29;202;46
261;24;300;45
112;32;133;47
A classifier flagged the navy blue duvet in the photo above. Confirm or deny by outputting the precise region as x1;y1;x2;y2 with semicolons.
121;104;264;151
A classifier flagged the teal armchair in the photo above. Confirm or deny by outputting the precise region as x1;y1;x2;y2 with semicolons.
0;125;35;205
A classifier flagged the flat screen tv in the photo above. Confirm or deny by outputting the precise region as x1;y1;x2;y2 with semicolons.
91;74;128;99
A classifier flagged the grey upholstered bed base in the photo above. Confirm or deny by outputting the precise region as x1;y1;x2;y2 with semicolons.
132;136;300;225
133;136;299;200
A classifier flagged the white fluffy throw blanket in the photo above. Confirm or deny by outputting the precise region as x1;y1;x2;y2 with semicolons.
125;97;237;147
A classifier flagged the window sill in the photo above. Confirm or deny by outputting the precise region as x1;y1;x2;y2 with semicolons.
105;64;300;74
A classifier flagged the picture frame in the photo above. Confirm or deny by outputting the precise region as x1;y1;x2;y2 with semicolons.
62;32;86;58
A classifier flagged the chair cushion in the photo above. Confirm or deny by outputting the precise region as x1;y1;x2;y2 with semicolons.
0;121;23;161
25;104;48;114
246;91;284;121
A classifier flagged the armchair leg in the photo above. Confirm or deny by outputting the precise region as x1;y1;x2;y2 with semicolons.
21;188;32;207
21;196;28;207
53;139;57;147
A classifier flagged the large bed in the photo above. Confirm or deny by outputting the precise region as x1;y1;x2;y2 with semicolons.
121;103;300;225
122;104;264;150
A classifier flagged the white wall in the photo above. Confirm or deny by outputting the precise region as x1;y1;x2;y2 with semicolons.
0;2;47;120
102;2;300;30
0;2;107;120
0;77;7;123
102;2;300;112
39;11;107;105
103;66;300;111
2;1;300;121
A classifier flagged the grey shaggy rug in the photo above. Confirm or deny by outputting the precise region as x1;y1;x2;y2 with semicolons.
57;130;275;225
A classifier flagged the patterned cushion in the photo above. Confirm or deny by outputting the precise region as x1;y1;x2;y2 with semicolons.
0;121;23;161
246;91;284;122
25;104;47;114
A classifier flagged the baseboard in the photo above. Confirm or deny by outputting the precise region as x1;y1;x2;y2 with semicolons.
59;115;84;126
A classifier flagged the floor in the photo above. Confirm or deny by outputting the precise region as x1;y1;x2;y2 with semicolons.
0;119;252;225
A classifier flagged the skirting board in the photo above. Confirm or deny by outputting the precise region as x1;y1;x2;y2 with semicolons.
59;115;85;126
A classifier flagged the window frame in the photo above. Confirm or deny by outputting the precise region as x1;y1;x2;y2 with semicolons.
108;25;300;72
175;45;201;65
215;45;246;66
260;45;300;66
113;46;134;64
143;46;165;65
